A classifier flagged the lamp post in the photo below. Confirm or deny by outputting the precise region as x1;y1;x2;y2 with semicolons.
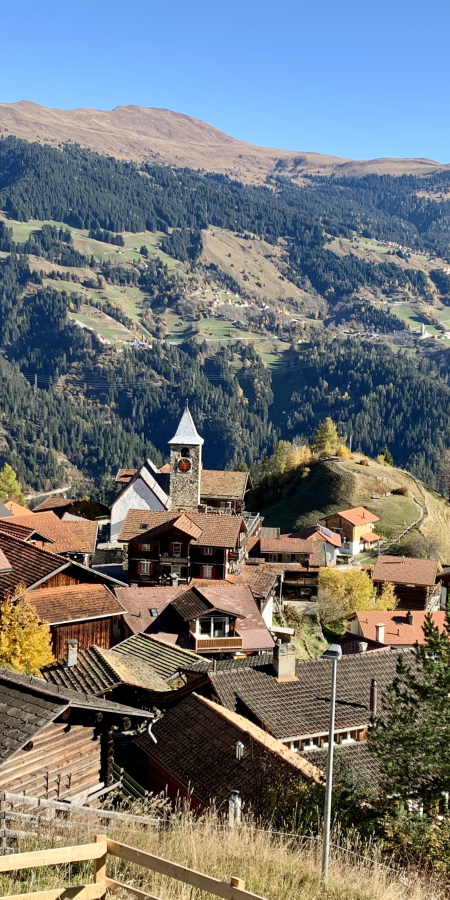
321;643;342;885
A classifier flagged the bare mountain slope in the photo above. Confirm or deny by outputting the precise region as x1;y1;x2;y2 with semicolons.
0;100;445;184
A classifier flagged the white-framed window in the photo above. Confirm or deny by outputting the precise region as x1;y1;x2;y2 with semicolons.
171;565;181;576
202;546;214;555
141;561;151;575
202;565;213;579
197;616;229;638
173;542;182;558
142;543;151;551
268;553;278;562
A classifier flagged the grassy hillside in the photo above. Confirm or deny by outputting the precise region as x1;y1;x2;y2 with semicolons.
261;455;450;559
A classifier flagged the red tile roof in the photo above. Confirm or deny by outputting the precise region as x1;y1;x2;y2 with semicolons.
352;610;447;645
2;512;83;552
330;507;379;527
290;526;342;548
119;509;246;549
65;519;98;554
3;501;29;517
361;532;380;543
29;583;125;625
372;555;441;587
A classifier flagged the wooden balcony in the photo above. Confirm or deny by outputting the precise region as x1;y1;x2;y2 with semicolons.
160;556;188;564
190;632;243;652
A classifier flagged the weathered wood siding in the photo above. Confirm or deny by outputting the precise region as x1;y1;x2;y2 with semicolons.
0;722;102;798
52;618;112;661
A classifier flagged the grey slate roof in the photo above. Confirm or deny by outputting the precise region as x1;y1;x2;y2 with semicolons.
208;649;404;740
180;650;274;675
113;633;204;678
0;667;149;766
43;634;206;694
43;647;120;695
168;407;204;446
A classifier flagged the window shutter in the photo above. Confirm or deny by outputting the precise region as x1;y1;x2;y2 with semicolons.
137;562;141;575
200;566;204;578
211;567;216;580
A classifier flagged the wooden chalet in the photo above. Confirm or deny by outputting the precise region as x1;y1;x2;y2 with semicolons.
115;583;275;655
371;555;443;610
322;507;380;555
119;510;247;585
29;583;125;660
0;667;148;801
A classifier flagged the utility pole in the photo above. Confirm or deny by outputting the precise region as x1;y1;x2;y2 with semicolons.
321;643;342;885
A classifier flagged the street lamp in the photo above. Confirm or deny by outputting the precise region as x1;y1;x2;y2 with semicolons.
321;643;342;885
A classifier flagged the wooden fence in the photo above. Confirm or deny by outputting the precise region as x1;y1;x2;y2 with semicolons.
0;834;269;900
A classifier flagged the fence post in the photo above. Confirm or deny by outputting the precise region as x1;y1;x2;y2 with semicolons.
94;834;107;889
0;791;6;856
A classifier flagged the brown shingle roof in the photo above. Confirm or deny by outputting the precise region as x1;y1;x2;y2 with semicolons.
0;532;69;600
142;514;203;541
372;555;441;587
226;566;277;601
119;510;246;548
200;470;249;501
260;537;311;554
137;693;320;809
116;584;274;652
291;526;342;548
115;469;137;484
29;583;125;625
33;497;75;513
209;648;403;740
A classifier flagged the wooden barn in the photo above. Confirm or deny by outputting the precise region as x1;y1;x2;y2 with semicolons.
0;667;148;801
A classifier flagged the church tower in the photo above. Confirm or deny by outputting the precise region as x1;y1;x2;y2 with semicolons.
168;404;204;510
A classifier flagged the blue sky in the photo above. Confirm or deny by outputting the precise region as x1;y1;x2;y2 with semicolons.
1;0;449;162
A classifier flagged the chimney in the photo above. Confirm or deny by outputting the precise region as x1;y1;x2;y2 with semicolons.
66;639;78;668
358;641;368;653
375;623;385;644
370;678;378;715
273;641;298;682
406;611;413;626
171;574;179;587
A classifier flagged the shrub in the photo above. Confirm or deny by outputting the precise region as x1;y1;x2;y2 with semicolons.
392;486;409;495
360;458;369;466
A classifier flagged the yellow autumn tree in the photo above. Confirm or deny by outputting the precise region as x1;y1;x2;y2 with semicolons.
286;444;312;470
375;581;398;611
0;464;23;504
0;587;54;675
311;418;342;456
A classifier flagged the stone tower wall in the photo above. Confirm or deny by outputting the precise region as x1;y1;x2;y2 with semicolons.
170;444;202;510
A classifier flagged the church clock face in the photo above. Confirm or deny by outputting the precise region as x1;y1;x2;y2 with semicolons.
177;457;192;474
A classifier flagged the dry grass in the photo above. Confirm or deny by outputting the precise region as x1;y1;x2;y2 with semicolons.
0;803;443;900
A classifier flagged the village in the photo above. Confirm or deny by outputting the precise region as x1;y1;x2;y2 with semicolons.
0;404;443;819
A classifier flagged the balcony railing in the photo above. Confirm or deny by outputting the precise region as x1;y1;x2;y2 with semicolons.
190;632;243;652
160;556;188;564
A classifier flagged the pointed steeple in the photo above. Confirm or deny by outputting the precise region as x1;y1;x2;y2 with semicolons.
168;402;204;446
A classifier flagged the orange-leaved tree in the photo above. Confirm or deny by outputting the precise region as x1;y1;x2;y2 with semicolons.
0;585;54;675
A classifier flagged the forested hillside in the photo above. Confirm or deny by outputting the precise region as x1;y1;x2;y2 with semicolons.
2;135;450;496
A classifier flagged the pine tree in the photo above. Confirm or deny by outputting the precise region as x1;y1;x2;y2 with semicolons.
369;615;450;803
0;588;54;675
0;464;23;504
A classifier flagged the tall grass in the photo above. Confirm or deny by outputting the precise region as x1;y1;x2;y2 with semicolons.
0;801;444;900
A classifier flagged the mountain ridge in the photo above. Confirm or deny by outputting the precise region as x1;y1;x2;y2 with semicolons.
0;100;446;185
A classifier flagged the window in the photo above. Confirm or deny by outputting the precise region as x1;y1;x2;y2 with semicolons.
180;447;190;458
150;608;158;617
173;542;182;558
202;565;213;579
202;546;214;555
141;543;151;551
141;561;151;575
139;524;149;531
268;553;278;562
198;616;229;638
